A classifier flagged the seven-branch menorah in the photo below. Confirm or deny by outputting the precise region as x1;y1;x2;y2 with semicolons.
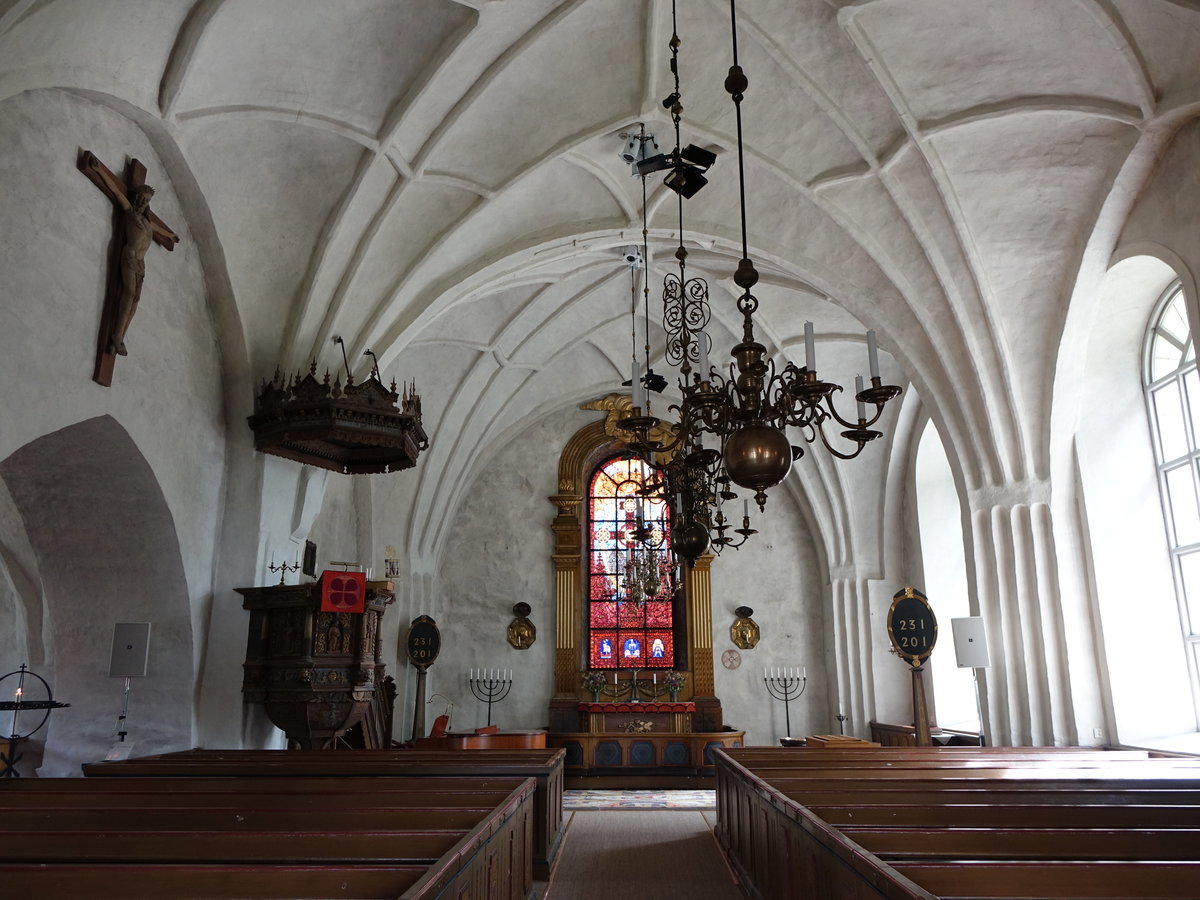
468;668;512;726
763;667;807;740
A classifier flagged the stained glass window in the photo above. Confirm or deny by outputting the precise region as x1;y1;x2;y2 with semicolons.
587;455;676;668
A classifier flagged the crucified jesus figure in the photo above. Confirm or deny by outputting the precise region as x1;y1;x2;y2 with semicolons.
78;150;179;384
111;182;156;356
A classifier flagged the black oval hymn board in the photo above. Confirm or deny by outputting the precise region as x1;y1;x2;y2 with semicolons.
887;586;937;667
406;615;441;672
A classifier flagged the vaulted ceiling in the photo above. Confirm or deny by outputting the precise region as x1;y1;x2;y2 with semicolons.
3;0;1198;551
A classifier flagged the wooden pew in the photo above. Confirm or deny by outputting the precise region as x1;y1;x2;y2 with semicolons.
0;775;535;899
847;826;1200;860
83;747;565;878
891;861;1200;899
713;746;1200;899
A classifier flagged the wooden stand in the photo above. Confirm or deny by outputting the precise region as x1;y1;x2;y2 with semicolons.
911;662;932;747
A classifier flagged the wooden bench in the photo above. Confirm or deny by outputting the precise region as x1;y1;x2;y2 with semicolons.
714;746;1200;899
0;774;535;899
82;747;565;878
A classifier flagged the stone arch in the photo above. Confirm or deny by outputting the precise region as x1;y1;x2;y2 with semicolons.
545;400;723;733
0;415;194;774
1054;254;1194;746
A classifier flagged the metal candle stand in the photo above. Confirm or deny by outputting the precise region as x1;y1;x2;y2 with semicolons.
763;667;807;739
595;670;674;702
468;669;512;727
1;664;70;778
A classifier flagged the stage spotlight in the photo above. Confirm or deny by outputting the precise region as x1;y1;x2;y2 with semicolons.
664;166;708;199
619;131;660;166
635;153;673;176
680;144;717;170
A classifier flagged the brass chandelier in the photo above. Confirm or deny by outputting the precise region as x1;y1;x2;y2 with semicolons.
619;0;902;520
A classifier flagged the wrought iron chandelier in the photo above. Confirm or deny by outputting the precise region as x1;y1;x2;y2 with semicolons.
617;239;679;604
619;0;902;516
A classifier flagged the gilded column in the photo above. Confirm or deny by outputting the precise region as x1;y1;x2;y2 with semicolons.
685;555;715;696
551;495;581;697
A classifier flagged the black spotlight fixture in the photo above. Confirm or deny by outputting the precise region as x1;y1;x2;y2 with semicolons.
634;143;716;198
622;367;668;395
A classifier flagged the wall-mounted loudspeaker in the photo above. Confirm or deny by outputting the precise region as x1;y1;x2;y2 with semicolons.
109;622;151;677
951;616;990;668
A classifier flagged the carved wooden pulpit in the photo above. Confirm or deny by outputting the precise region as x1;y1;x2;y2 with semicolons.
238;581;393;749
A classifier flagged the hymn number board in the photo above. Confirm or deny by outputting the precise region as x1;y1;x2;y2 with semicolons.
886;586;938;667
406;615;441;672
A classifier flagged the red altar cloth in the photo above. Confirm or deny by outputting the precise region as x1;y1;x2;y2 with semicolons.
576;702;695;714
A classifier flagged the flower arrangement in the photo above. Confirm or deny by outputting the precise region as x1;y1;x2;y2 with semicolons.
662;671;687;689
581;671;608;699
623;719;654;733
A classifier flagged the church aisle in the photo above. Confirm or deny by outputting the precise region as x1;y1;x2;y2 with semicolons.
545;808;742;898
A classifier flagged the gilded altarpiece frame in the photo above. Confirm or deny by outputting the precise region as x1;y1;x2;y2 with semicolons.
547;397;722;732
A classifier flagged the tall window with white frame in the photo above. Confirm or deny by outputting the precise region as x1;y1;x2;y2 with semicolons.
1144;282;1200;714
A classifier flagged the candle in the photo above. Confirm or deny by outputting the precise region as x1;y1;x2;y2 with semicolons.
866;329;880;379
743;498;750;520
653;673;657;684
631;358;644;409
855;375;866;420
802;666;807;679
697;329;710;381
10;686;21;737
804;321;815;371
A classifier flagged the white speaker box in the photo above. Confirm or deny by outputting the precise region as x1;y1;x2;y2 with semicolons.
109;622;151;677
951;616;990;668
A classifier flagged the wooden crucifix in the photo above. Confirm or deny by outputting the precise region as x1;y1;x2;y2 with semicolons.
78;150;180;386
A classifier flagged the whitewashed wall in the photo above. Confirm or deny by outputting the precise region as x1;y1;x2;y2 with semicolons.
0;89;226;771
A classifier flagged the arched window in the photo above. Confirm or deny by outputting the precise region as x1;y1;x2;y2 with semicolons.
586;454;675;669
1144;282;1200;705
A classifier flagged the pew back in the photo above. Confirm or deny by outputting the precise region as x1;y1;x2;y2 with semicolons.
0;774;535;899
83;747;565;878
714;746;1200;900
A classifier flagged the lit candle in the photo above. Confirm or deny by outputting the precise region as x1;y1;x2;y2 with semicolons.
866;329;880;379
855;375;866;421
804;321;815;371
11;686;21;737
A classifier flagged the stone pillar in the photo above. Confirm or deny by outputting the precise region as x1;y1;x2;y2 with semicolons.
969;496;1078;747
